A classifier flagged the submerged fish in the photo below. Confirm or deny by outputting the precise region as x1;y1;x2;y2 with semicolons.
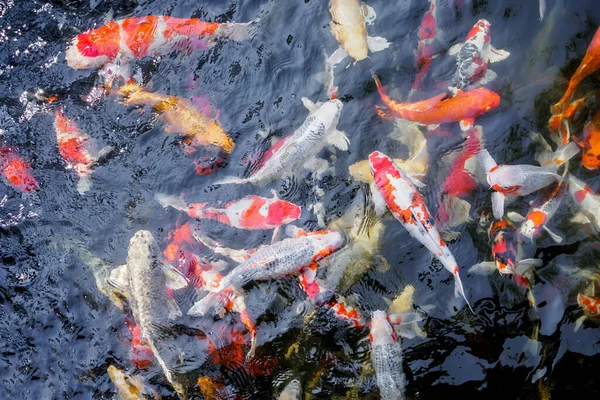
410;0;439;96
567;174;600;232
156;189;301;231
54;107;111;194
217;98;347;185
328;0;390;66
374;73;500;130
552;27;600;114
116;84;234;173
66;16;257;70
369;310;406;400
573;109;600;170
447;19;510;91
107;365;146;400
188;228;345;315
469;218;542;288
477;144;578;219
548;90;600;145
278;378;302;400
369;151;472;310
0;147;38;193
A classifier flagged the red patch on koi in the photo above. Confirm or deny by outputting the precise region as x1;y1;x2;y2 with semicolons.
76;20;121;58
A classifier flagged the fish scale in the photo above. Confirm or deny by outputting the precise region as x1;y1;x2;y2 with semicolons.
452;42;482;90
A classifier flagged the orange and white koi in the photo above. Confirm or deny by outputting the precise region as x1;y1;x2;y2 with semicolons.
552;27;600;114
573;109;600;170
156;189;301;231
326;297;365;328
477;144;578;219
66;16;257;71
54;107;108;194
575;292;600;331
0;147;38;193
567;174;600;232
548;90;600;145
469;218;541;288
369;310;406;400
125;319;154;370
409;0;439;96
188;228;345;354
507;180;567;243
368;151;472;311
116;84;234;174
328;0;390;66
374;73;500;130
447;19;509;91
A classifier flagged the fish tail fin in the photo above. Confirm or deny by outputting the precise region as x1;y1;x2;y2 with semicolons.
539;141;580;173
214;175;248;185
216;18;260;41
155;193;188;212
453;269;474;313
76;175;92;195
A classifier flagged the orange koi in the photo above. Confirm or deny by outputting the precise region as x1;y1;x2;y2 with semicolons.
0;147;38;193
163;222;198;264
66;16;256;70
374;73;499;130
548;91;600;145
125;320;154;369
409;0;438;95
573;109;600;170
552;27;600;114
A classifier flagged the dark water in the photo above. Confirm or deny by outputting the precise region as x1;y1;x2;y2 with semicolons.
1;0;600;398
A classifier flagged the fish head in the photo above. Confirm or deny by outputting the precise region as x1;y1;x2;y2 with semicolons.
577;293;600;317
368;151;394;176
267;200;302;225
581;148;600;170
467;19;491;41
66;22;121;69
314;99;344;127
368;310;397;344
521;210;546;239
488;165;523;194
309;230;346;261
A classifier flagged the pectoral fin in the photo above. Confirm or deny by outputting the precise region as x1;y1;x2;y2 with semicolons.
161;263;189;291
489;46;510;62
328;47;349;67
448;42;463;56
370;183;388;216
468;261;497;275
327;129;350;151
478;69;498;86
107;264;131;297
366;36;391;53
361;3;377;24
477;149;498;173
543;226;563;243
301;97;320;112
492;191;505;219
506;211;526;223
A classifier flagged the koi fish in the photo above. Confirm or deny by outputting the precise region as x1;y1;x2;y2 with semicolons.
107;365;147;400
507;180;567;243
156;189;301;231
278;379;302;400
116;84;234;173
188;228;345;317
573;109;600;170
409;0;439;96
575;293;600;330
54;107;111;194
369;310;406;400
0;147;38;193
327;0;390;66
373;73;500;130
469;218;542;288
567;174;600;231
477;144;578;219
216;98;347;185
108;230;190;397
447;19;510;91
126;320;154;370
552;27;600;114
368;151;472;311
548;90;600;145
66;16;257;70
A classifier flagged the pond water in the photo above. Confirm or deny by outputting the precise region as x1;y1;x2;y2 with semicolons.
1;0;600;398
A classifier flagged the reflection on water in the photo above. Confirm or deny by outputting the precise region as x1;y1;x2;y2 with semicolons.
1;0;600;398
